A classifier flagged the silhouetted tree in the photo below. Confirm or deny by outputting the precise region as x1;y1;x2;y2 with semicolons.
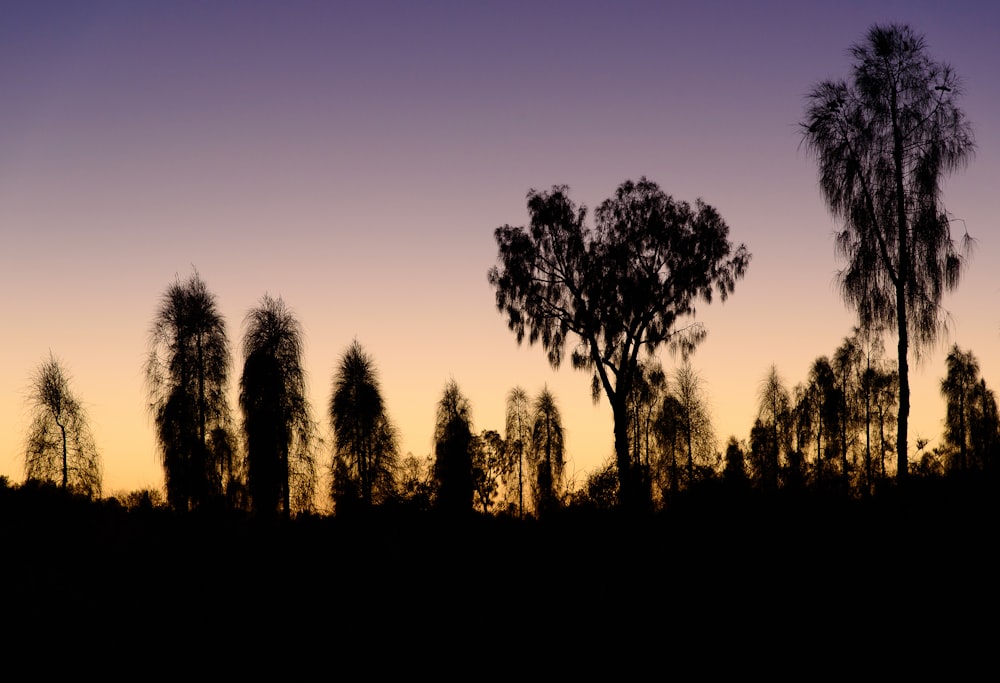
804;357;840;489
531;387;565;516
627;358;667;491
941;345;998;473
722;436;747;487
472;429;507;514
653;393;684;500
832;333;863;490
755;365;791;490
23;353;102;498
146;271;235;511
489;178;750;509
673;360;716;485
330;340;398;510
504;386;532;516
802;23;975;480
240;295;316;517
432;380;475;514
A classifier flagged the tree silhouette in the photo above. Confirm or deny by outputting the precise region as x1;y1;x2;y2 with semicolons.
432;380;475;514
146;271;236;511
489;178;749;509
23;353;102;498
504;386;532;517
472;429;507;514
672;360;716;486
239;295;316;517
531;386;565;516
330;340;398;510
802;23;975;480
940;345;998;473
755;365;791;490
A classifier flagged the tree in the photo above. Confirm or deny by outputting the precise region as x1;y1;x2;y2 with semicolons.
240;295;316;517
531;386;565;516
330;340;398;509
802;23;975;480
432;380;475;514
23;353;102;498
504;386;532;516
672;360;716;485
489;178;750;509
146;271;235;511
472;429;507;514
940;345;997;473
755;365;791;490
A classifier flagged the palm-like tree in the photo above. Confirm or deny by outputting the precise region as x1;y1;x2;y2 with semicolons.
240;295;316;517
802;24;975;480
24;353;102;498
330;340;398;508
531;386;564;516
146;271;234;511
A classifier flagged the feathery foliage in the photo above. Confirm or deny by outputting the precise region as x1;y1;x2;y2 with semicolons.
330;340;398;509
24;353;102;498
146;271;235;511
240;295;316;516
801;23;975;479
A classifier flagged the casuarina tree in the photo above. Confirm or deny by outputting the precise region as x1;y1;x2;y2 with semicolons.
801;24;975;480
146;270;236;511
23;353;102;498
240;294;316;517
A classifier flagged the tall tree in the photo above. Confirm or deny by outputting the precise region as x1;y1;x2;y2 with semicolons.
240;295;316;517
330;340;398;509
432;380;475;514
23;353;102;498
489;178;749;508
146;271;235;511
802;23;975;480
531;386;565;516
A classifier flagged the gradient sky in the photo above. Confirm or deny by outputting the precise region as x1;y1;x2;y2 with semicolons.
2;0;998;497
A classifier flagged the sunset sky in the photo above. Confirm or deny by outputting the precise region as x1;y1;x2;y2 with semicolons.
2;0;998;497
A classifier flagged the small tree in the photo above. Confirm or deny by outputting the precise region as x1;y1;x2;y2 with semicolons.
531;387;565;516
330;340;398;509
24;353;102;498
489;178;749;509
432;380;475;514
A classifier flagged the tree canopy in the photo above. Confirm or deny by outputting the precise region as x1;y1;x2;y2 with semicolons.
489;177;749;508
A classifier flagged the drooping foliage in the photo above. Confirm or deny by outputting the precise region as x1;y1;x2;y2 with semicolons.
330;340;398;510
801;23;975;479
146;271;236;511
240;295;316;517
24;353;102;498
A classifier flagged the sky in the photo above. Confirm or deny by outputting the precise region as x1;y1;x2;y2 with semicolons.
2;0;998;497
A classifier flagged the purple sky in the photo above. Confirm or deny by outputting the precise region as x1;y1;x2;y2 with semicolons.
2;1;998;496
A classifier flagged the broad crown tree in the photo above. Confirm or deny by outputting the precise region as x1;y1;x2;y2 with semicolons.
489;177;749;508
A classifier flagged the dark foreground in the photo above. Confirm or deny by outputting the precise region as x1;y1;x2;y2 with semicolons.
1;478;995;674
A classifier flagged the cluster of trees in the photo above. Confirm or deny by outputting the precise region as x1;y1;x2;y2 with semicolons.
19;23;992;512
